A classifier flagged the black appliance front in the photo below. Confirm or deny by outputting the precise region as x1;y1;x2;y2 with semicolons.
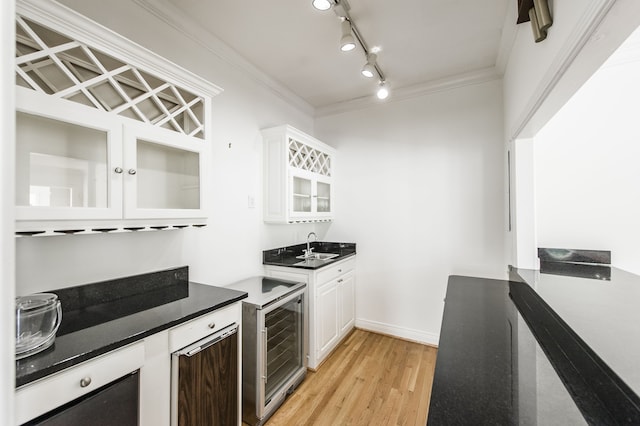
24;371;139;426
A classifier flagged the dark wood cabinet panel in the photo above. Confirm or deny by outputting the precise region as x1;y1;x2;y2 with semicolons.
177;332;238;426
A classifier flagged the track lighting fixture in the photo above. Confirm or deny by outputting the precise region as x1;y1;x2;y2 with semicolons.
361;53;377;78
376;81;389;100
312;0;390;100
339;19;356;52
311;0;332;11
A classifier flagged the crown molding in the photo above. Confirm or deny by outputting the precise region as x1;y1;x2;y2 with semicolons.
315;67;502;118
132;0;315;117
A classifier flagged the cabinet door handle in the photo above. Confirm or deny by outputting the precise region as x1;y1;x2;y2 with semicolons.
208;322;216;329
338;279;343;283
80;376;92;388
262;328;268;384
338;269;342;273
114;167;123;174
128;169;137;175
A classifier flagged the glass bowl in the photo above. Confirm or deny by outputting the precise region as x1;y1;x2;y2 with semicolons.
16;293;62;359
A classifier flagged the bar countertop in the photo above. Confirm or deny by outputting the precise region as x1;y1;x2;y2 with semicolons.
15;266;247;388
427;269;640;425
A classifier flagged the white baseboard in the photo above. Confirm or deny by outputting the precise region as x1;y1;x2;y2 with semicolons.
355;318;439;347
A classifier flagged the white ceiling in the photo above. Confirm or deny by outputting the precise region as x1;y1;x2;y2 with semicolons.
167;0;511;110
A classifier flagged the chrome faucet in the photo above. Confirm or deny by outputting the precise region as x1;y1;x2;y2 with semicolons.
305;232;318;257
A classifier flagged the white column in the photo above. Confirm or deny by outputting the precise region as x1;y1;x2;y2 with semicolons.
1;0;16;425
510;138;539;270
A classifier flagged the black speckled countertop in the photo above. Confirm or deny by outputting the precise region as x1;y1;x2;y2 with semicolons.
263;241;356;270
15;266;247;388
428;270;640;425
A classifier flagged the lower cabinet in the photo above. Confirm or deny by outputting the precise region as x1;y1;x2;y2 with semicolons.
339;271;356;335
173;329;238;426
15;303;242;426
15;343;145;425
168;303;241;426
317;278;339;360
264;256;356;369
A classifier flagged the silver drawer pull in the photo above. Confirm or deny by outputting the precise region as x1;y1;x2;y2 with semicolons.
338;269;342;273
80;377;92;388
114;167;123;174
128;169;137;175
208;322;216;329
338;279;343;283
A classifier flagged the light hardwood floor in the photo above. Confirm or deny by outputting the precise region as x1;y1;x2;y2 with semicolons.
265;329;438;426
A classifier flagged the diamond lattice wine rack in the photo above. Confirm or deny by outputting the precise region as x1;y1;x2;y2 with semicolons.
288;138;332;177
15;15;205;139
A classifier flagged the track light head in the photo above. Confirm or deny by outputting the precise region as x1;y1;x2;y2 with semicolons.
376;81;389;100
361;53;377;78
340;20;356;51
361;65;375;78
311;0;332;11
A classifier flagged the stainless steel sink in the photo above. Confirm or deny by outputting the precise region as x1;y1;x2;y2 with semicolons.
295;252;339;261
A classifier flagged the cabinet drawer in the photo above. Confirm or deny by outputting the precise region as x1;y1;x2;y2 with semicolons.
265;268;309;284
169;303;240;352
316;257;355;284
15;342;145;425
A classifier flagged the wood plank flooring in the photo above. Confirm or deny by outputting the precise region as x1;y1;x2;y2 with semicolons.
265;329;438;426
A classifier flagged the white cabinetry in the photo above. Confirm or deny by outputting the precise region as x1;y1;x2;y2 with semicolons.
264;256;355;369
14;1;221;233
15;342;145;425
123;121;206;220
16;90;208;225
15;303;242;426
339;271;356;335
262;125;335;223
317;278;339;359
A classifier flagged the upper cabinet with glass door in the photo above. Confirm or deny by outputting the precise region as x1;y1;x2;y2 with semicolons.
14;1;221;232
262;125;336;223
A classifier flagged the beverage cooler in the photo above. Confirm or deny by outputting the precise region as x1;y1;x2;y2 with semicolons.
227;277;307;426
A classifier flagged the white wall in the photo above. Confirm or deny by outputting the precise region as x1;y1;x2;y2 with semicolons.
15;0;322;294
315;79;507;344
535;54;640;275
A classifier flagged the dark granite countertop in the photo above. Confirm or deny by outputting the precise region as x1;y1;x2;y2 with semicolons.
428;272;640;425
512;264;640;399
15;266;247;388
263;241;356;270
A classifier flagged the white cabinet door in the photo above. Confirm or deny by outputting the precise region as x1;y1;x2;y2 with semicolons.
316;279;339;361
315;176;332;218
339;272;355;335
290;170;314;219
123;123;206;219
15;88;123;221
